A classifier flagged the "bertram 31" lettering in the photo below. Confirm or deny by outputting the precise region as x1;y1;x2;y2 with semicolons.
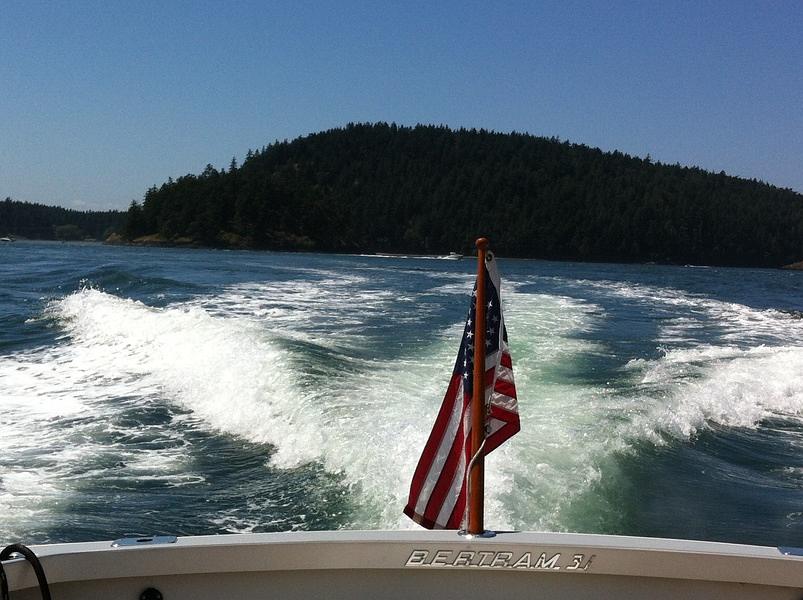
405;549;594;571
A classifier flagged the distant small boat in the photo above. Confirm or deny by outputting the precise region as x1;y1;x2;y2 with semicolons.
0;236;13;242
441;251;462;260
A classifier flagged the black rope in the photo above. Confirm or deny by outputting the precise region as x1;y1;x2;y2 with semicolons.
0;544;51;600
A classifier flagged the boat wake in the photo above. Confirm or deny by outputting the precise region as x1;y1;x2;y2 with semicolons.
1;276;802;539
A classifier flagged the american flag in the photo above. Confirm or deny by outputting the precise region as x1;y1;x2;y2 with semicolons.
404;252;520;529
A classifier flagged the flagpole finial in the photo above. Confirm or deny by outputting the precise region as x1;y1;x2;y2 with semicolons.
476;237;489;251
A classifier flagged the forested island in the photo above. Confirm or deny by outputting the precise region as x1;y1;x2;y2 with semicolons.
5;124;802;267
122;123;802;267
0;197;123;241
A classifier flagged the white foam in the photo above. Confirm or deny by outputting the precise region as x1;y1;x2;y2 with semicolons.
0;287;319;539
193;276;411;350
11;284;609;532
3;271;801;537
557;276;803;345
0;281;654;534
470;277;803;530
48;289;324;467
626;345;803;441
266;287;610;530
480;291;618;531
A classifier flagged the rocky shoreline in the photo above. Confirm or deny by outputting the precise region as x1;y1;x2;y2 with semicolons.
105;232;199;247
104;230;316;251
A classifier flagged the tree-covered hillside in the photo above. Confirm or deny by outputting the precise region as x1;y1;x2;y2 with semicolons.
0;198;124;240
124;123;803;267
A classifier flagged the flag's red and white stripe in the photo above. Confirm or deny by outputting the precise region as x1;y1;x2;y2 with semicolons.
404;257;519;530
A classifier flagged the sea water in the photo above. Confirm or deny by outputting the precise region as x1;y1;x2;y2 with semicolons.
0;241;801;545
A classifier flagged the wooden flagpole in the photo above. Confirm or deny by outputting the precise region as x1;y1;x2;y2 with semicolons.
468;237;488;535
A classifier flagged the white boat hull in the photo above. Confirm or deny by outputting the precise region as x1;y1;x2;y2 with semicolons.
4;530;803;599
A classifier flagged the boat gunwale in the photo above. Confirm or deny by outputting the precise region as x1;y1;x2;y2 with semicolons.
4;530;803;592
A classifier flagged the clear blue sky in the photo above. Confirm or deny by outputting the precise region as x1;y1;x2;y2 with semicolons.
2;1;801;210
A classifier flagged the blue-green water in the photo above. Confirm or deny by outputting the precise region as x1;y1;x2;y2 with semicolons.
1;241;802;546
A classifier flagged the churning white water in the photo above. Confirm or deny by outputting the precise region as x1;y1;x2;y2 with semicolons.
1;245;802;544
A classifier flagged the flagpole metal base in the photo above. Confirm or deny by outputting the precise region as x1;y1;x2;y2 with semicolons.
458;529;497;539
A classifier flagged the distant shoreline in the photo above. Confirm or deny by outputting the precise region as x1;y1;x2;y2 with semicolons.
96;234;803;271
7;235;801;271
